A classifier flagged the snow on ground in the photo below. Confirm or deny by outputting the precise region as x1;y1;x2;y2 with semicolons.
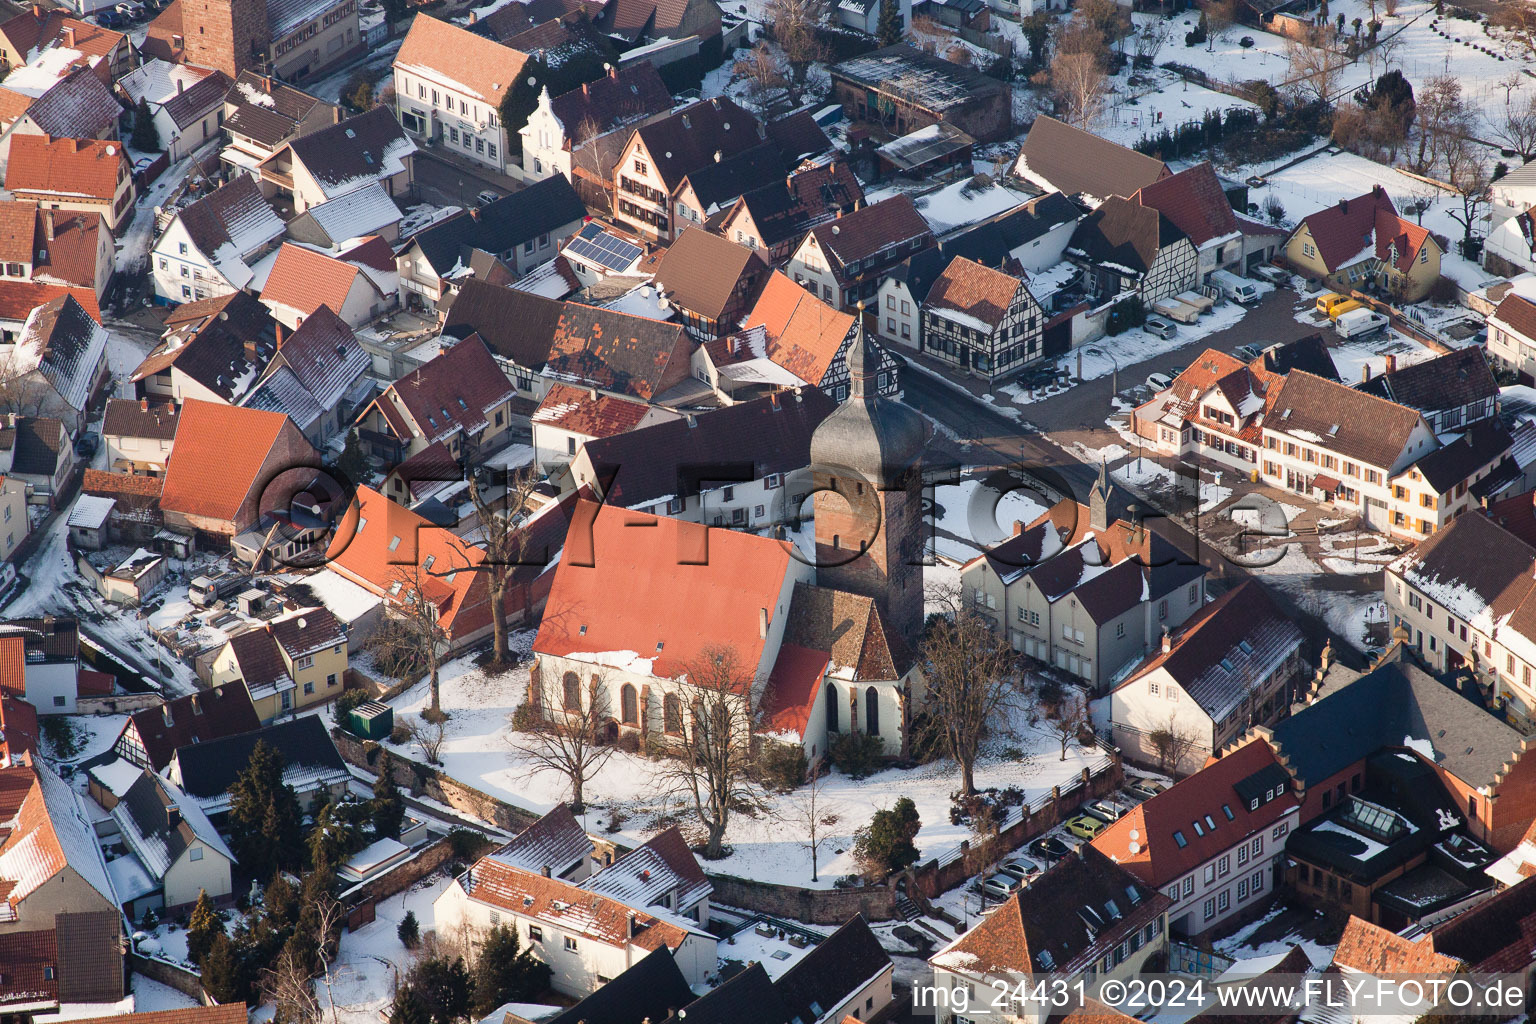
930;477;1049;561
128;976;201;1014
1213;905;1338;966
1114;457;1231;514
330;874;453;1024
116;154;194;276
1321;321;1442;383
1000;295;1258;409
383;644;1109;888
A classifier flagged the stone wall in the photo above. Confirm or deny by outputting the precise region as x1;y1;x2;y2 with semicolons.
330;726;540;834
341;837;456;909
128;953;214;1005
706;873;899;924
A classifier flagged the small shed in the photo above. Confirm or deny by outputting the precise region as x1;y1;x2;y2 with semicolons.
876;121;976;181
101;549;168;606
68;496;116;550
349;700;394;740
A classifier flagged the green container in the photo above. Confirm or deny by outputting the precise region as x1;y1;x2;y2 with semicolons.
349;700;394;740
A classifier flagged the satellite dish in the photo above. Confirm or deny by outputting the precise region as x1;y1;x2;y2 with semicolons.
105;144;116;155
1129;828;1139;841
1128;840;1141;854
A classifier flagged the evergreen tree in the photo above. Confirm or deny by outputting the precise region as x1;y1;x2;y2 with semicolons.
852;796;922;875
381;0;408;23
373;751;405;840
228;741;303;882
390;986;431;1024
186;890;224;965
131;97;160;151
200;932;252;1004
397;910;420;950
876;0;903;47
471;926;552;1014
411;955;473;1024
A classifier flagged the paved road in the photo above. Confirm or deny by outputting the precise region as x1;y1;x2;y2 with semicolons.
414;150;520;210
1021;287;1315;434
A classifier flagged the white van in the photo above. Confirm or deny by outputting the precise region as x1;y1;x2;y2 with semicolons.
1336;308;1389;338
1211;269;1260;305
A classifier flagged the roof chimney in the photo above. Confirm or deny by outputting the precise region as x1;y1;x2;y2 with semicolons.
176;75;184;94
43;208;53;242
1361;363;1370;383
62;25;74;47
582;81;590;96
1386;353;1397;374
541;865;552;877
468;9;477;21
31;3;40;17
161;703;173;726
140;398;148;411
627;911;637;938
1339;198;1348;215
713;150;722;163
165;803;181;830
758;607;768;638
1161;628;1172;654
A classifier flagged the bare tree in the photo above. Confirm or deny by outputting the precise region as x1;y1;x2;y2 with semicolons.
370;563;450;719
921;583;1025;795
1131;19;1171;66
1383;0;1396;16
261;945;320;1024
1041;50;1108;128
775;756;838;882
651;646;763;858
311;891;347;1024
513;668;616;813
1201;0;1236;50
1500;72;1525;106
766;0;829;106
1492;5;1536;60
1046;687;1088;761
1284;29;1345;107
735;42;788;117
1492;93;1536;161
433;464;540;668
1412;74;1472;175
407;715;447;764
0;351;51;418
1149;713;1200;777
1445;135;1492;256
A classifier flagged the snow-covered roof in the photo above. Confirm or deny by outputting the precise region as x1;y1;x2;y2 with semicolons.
12;294;106;412
242;364;324;429
66;495;113;530
301;181;403;245
298;567;384;625
110;770;234;881
0;762;118;910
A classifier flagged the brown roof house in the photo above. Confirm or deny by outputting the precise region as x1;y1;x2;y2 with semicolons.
355;335;518;463
220;71;339;177
544;302;694;403
918;255;1047;382
257;106;415;215
0;292;108;432
1014;114;1170;203
0;10;130;82
392;15;529;177
829;44;1011;143
116;61;232;162
0;67;122;178
785;194;936;311
715;160;865;264
259;241;396;330
0;199;113;300
529;383;679;475
520;63;672;197
1134;161;1284;283
241;304;370;447
929;845;1171;998
131;291;277;406
0;760;122;937
111;683;260;772
651;227;769;339
102;399;179;476
5;134;134;234
158;397;319;543
208;605;348;721
1067;195;1199;306
1108;581;1305;775
149;174;284;305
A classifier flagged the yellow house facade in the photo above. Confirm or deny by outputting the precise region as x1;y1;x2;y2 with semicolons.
208;607;348;722
1283;187;1443;303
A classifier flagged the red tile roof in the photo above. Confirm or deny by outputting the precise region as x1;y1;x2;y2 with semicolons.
1091;740;1299;886
118;682;259;772
0;200;36;263
924;256;1023;330
1374;205;1433;274
371;337;515;444
534;500;795;682
395;14;528;107
0;280;97;322
5;135;125;202
159;398;296;523
741;271;855;386
0;927;57;1007
532;383;655;439
1334;916;1459;974
758;643;829;739
260;244;362;320
67;1005;252;1024
1134;162;1238;248
1295;186;1396;274
0;693;37;765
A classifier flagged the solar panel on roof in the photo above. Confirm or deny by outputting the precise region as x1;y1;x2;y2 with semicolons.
567;229;642;272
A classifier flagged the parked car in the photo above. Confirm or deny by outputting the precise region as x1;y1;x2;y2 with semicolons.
1211;268;1260;305
1144;316;1176;340
1065;814;1108;839
998;857;1042;883
1336;307;1389;338
74;432;99;458
974;875;1020;902
1252;265;1289;286
1088;799;1125;822
1232;344;1262;362
1145;370;1174;391
1030;835;1073;862
115;2;146;18
1126;781;1166;802
95;9;126;26
477;189;501;207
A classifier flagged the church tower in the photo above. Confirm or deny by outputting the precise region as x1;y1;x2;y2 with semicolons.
809;325;927;645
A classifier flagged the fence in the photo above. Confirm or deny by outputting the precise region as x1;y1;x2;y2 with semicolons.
909;754;1122;899
128;952;214;1004
1168;940;1235;977
339;836;456;929
705;872;900;924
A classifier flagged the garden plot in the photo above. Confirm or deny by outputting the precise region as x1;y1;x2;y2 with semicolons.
929;477;1050;562
383;651;1108;890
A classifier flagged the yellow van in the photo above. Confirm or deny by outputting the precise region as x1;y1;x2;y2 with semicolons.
1328;299;1365;321
1316;292;1352;317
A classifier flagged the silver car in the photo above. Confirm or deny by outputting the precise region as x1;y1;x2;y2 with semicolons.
1145;317;1176;340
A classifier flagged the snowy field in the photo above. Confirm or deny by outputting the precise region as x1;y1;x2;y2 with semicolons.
382;644;1110;889
930;477;1050;561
